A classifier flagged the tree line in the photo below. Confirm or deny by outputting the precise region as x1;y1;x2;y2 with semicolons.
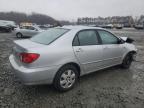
0;11;59;25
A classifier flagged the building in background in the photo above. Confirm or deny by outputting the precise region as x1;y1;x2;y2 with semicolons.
134;15;144;29
77;16;134;27
138;15;144;25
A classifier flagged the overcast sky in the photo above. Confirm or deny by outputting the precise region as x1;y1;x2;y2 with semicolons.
0;0;144;21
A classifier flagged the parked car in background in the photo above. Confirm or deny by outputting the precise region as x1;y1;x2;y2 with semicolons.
134;24;144;30
13;25;44;38
0;26;12;33
0;20;17;32
9;26;137;91
115;24;123;29
102;24;114;29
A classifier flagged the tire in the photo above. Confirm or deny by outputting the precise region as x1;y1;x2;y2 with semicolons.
16;33;23;38
121;53;133;69
53;65;79;92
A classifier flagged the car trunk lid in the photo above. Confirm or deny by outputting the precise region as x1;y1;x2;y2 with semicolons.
12;39;45;64
14;39;45;49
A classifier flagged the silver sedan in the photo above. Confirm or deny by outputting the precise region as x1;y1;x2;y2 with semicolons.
13;25;44;38
9;26;137;91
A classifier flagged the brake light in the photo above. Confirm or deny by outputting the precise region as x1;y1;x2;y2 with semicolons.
20;53;40;63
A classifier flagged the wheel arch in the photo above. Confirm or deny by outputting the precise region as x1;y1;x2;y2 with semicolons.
16;32;22;35
123;50;137;60
53;62;81;83
59;62;81;76
126;50;137;56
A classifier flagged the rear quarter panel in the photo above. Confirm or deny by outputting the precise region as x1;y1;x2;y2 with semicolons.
25;29;83;72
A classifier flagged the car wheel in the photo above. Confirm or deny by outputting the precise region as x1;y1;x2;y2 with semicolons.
121;53;133;69
54;65;79;92
16;33;23;38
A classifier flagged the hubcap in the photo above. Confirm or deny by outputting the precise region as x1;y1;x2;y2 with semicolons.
60;70;76;89
17;34;21;38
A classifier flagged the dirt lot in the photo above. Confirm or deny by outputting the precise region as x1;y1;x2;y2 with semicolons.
0;28;144;108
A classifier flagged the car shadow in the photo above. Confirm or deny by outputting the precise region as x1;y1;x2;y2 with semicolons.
9;64;134;107
13;37;30;40
20;65;133;94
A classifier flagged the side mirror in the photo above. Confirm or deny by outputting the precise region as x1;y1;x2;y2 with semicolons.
126;37;134;43
118;39;124;44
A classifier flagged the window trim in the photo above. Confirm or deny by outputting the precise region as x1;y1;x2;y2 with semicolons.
72;29;101;46
72;35;80;46
96;29;120;45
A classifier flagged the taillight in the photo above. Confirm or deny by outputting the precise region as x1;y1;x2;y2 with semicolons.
19;53;40;63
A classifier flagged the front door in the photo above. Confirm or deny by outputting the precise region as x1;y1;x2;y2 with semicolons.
26;26;38;36
97;30;124;67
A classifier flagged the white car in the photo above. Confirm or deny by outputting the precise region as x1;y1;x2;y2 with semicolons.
9;26;137;91
14;25;44;38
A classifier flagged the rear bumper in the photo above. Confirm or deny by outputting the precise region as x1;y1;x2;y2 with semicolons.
9;55;61;85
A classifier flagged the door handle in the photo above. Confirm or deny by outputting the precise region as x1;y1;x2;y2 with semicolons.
76;48;83;52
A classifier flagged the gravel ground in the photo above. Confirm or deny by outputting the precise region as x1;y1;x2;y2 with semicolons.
0;28;144;108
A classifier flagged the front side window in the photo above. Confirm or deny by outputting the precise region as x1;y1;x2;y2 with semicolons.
76;30;99;46
25;26;30;30
97;30;118;44
31;28;69;45
20;26;27;29
28;26;35;30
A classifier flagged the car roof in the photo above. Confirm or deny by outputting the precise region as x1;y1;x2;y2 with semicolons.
60;25;105;31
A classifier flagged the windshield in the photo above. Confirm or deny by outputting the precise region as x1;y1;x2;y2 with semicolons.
31;28;69;45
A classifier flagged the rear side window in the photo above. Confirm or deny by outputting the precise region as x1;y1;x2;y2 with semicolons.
28;26;35;30
97;30;118;44
75;30;99;46
31;28;69;45
73;36;80;46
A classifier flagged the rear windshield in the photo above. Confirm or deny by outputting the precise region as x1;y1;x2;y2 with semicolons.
31;28;69;45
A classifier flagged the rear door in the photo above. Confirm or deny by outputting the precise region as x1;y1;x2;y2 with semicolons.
73;29;103;74
24;26;38;36
97;30;124;67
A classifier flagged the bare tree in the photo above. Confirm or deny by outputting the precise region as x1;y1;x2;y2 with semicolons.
0;11;57;25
